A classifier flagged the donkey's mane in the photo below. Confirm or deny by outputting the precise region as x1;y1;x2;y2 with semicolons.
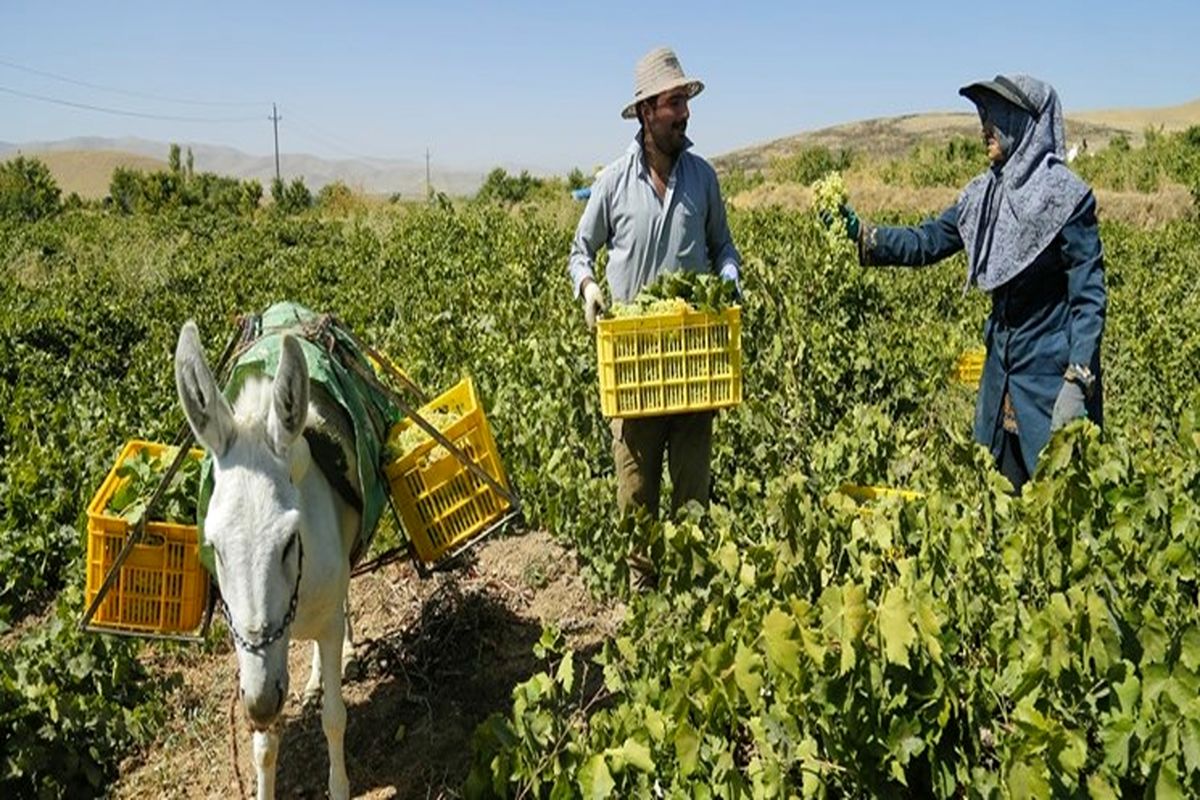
231;372;361;507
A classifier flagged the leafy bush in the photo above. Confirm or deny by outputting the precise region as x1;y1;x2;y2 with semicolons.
0;597;170;798
107;145;260;216
1075;127;1200;192
769;146;853;185
566;168;590;191
316;180;359;214
271;176;313;213
475;168;545;205
881;136;987;188
721;168;766;197
0;156;61;222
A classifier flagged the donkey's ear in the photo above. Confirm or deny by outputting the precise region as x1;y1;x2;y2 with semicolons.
175;321;235;457
268;335;309;455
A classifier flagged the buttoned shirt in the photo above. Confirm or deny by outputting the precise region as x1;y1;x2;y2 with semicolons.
568;134;740;303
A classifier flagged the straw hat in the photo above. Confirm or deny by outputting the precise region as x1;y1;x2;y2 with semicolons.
620;46;705;120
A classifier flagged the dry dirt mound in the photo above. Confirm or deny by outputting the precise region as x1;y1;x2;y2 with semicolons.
114;529;621;799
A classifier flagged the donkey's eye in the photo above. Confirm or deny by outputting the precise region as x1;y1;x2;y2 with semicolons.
281;532;298;563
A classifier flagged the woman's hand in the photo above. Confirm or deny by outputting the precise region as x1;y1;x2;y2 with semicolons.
1050;380;1087;430
820;203;860;241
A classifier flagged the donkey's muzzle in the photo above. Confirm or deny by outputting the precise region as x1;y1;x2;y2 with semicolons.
243;680;286;729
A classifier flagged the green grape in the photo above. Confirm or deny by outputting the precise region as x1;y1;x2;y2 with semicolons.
384;409;462;461
811;170;857;255
812;171;848;221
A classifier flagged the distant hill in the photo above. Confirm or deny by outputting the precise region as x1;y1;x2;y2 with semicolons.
1072;98;1200;134
0;150;166;199
713;98;1200;173
7;97;1198;201
1;137;487;200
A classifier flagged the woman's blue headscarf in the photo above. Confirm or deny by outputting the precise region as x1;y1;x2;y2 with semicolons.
955;74;1089;292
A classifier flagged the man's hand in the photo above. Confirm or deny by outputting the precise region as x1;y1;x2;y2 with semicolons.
582;279;607;330
819;203;861;241
1050;380;1087;431
719;263;742;301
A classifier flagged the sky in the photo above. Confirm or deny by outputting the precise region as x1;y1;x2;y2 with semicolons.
2;0;1198;174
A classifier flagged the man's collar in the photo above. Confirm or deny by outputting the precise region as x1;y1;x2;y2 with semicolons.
628;130;694;175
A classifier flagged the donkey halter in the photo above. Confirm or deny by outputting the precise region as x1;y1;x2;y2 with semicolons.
221;538;304;653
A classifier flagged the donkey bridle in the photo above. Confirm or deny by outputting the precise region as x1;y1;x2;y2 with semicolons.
221;538;304;653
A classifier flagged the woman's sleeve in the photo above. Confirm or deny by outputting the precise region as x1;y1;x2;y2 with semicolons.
859;204;963;267
1059;192;1106;366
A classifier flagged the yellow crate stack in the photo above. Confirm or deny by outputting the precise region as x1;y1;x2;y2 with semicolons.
952;348;986;387
85;440;208;635
383;377;511;563
596;306;742;418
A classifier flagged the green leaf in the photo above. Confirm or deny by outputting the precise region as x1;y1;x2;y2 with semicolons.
915;596;943;665
1086;773;1119;800
555;652;575;693
1007;759;1050;800
762;608;800;677
1180;626;1200;672
1057;728;1087;776
1155;762;1184;800
578;753;615;799
1100;716;1133;770
1183;718;1200;774
878;586;917;667
716;541;739;577
798;624;827;664
734;642;764;705
620;738;654;773
675;723;700;777
644;706;666;742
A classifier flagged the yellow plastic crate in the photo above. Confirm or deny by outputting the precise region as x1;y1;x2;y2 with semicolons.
837;484;925;518
383;377;512;563
85;440;208;635
596;306;742;418
952;348;986;387
838;484;925;503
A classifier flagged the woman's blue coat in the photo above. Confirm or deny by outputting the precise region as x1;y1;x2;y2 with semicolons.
862;192;1106;474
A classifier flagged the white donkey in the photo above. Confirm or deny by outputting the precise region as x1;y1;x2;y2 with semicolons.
175;321;358;800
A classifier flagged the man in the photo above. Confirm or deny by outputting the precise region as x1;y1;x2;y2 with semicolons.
567;46;741;581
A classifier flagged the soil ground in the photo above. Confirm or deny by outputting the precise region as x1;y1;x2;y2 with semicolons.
113;528;622;799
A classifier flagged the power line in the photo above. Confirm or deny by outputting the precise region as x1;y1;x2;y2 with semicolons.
0;83;262;123
0;56;265;107
287;110;376;161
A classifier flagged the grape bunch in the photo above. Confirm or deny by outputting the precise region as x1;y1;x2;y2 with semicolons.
385;408;462;462
609;271;738;318
811;170;856;256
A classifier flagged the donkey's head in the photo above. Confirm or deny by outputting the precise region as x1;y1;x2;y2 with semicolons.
175;321;313;729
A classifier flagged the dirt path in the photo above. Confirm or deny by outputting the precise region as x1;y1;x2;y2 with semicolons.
114;529;622;799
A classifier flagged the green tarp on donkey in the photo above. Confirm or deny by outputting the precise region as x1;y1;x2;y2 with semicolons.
196;301;402;575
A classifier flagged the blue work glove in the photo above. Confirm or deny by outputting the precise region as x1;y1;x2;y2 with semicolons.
719;263;742;301
819;203;860;241
1050;379;1087;431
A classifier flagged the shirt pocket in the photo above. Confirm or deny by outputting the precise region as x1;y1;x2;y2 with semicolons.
669;195;707;266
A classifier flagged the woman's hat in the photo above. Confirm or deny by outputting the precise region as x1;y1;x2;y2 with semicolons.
621;47;705;120
959;75;1041;116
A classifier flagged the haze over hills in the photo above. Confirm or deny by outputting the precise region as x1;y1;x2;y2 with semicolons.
0;136;487;199
4;98;1198;200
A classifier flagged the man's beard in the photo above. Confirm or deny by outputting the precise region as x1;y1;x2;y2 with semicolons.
650;123;686;157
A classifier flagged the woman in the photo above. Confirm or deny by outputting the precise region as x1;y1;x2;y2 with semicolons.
835;74;1105;493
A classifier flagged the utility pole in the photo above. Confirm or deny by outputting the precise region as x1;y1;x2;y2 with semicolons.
425;147;431;201
270;103;282;183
